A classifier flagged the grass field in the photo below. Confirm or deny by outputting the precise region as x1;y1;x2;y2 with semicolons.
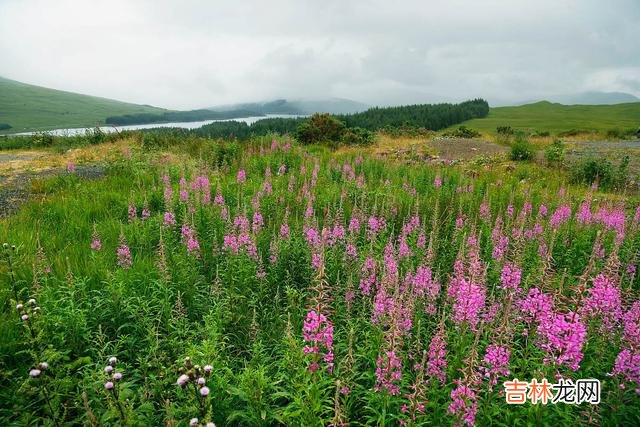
1;133;639;426
0;76;166;134
458;101;640;135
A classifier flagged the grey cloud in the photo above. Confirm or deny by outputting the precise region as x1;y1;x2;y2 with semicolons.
0;0;638;109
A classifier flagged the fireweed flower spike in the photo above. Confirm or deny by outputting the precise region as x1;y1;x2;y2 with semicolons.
116;237;132;269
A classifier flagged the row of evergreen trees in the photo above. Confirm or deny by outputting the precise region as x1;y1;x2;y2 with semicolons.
194;99;489;140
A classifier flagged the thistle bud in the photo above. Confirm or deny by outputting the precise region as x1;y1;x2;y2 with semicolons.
21;314;29;321
105;365;113;374
38;362;48;370
176;374;189;387
113;372;122;381
109;356;117;366
29;369;41;378
197;377;205;385
200;386;210;397
189;418;198;427
16;304;23;311
104;381;114;390
28;299;36;306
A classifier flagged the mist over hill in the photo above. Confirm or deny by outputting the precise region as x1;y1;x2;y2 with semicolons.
207;98;369;115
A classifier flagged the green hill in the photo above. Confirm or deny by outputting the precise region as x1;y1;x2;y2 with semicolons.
459;101;640;135
0;76;166;133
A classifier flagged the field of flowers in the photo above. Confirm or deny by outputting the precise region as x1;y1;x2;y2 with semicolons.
1;135;639;426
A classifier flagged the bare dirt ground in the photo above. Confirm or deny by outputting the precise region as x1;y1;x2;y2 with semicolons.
566;139;640;175
337;135;508;163
0;141;133;217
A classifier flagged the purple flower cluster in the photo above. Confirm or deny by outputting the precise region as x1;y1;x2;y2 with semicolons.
538;312;587;371
582;273;622;333
426;329;448;385
302;310;334;373
479;344;511;387
448;382;478;426
116;239;132;269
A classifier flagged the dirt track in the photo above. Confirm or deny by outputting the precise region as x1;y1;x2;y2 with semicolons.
0;151;106;217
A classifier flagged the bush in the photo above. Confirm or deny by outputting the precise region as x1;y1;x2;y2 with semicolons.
31;132;55;147
85;127;105;145
340;127;375;146
0;123;12;131
605;128;636;140
295;113;346;145
532;130;550;137
509;134;534;161
557;128;588;137
544;139;565;166
496;125;514;135
444;125;480;138
570;155;630;190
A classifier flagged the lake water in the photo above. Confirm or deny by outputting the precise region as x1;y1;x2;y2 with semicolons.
12;114;303;136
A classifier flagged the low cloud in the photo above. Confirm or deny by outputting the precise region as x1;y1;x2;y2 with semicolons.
0;0;638;108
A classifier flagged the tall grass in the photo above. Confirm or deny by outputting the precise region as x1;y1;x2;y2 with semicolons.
1;136;639;425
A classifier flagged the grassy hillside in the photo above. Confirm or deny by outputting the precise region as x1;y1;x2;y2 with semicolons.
0;76;166;133
459;101;640;135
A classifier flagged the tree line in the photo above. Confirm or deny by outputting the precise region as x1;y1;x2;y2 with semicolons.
194;99;489;140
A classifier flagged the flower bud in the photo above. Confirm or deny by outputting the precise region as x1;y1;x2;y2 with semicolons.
29;369;41;378
21;314;29;321
203;365;212;374
176;374;189;387
200;386;210;397
197;377;205;385
113;372;122;381
16;304;23;311
104;381;114;390
105;365;113;374
109;356;117;366
38;362;48;370
189;418;198;426
28;299;36;306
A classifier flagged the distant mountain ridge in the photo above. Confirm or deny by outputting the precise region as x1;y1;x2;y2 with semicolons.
207;98;369;115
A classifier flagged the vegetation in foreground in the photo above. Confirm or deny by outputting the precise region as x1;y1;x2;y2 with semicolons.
1;134;640;426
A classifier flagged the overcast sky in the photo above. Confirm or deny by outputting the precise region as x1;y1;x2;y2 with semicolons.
1;0;638;109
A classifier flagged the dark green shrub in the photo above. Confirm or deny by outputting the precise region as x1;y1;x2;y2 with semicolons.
340;127;375;146
544;139;565;166
605;128;636;140
509;134;534;161
496;125;514;135
85;127;105;145
532;130;550;137
295;113;346;145
445;125;480;138
31;132;55;147
570;155;630;190
557;128;588;137
0;123;12;131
